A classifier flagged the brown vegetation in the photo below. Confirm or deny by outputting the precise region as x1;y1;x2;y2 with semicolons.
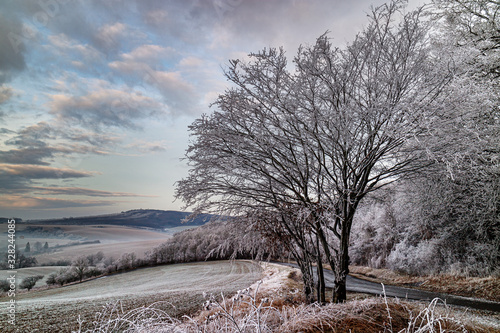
350;266;500;302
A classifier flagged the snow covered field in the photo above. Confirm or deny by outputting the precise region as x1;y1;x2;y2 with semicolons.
0;260;262;332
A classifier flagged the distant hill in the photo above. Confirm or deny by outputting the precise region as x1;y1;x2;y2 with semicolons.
20;210;214;229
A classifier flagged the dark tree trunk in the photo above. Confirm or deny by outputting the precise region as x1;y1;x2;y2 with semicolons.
332;200;356;303
316;257;326;304
301;264;315;304
333;242;349;302
295;251;316;304
333;277;347;303
315;234;326;304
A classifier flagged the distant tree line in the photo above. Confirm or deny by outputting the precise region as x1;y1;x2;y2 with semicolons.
146;219;284;265
24;241;49;253
44;251;150;286
0;250;37;269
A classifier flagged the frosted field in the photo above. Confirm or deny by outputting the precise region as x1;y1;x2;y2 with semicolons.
0;224;172;264
0;260;262;332
33;239;167;264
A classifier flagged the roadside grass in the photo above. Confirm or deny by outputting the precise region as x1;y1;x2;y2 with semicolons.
73;263;498;332
349;266;500;302
72;297;498;333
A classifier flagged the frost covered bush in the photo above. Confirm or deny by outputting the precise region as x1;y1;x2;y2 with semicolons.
387;239;442;276
45;267;77;286
19;275;44;291
350;174;498;277
350;201;399;269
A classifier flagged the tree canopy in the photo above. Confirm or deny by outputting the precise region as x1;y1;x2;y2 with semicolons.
176;0;498;302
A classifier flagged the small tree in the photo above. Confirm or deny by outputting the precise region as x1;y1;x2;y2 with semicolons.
0;280;10;292
46;273;57;286
43;242;49;251
24;242;30;253
5;250;38;269
118;252;137;270
33;241;43;252
19;275;44;291
72;256;89;282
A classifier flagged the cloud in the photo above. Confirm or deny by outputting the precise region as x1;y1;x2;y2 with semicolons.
1;121;113;165
121;44;175;62
0;85;13;104
0;148;52;166
32;186;156;197
0;163;95;179
0;128;16;134
5;122;54;147
126;140;170;153
138;1;216;45
63;129;120;147
109;52;198;115
0;163;97;196
48;33;103;63
0;13;27;83
49;88;167;130
0;195;115;209
143;9;168;28
149;71;197;112
0;145;109;166
179;56;204;68
94;21;148;53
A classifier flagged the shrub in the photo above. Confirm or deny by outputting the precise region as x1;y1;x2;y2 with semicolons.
19;275;44;291
0;280;10;292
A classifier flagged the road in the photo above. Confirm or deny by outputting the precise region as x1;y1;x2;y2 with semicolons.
280;263;500;312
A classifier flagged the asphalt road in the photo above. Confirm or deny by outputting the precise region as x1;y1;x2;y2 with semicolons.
279;263;500;312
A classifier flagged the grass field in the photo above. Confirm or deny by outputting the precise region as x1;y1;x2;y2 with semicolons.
0;260;262;332
33;238;167;264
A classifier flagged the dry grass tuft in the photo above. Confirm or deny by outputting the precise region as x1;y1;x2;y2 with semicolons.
277;297;494;333
78;295;496;332
349;266;500;302
74;301;181;333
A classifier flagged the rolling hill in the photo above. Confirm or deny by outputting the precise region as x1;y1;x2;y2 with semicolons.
17;209;214;229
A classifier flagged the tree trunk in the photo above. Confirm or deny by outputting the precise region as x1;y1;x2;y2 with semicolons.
332;210;351;303
316;257;326;304
315;234;326;304
333;276;347;303
293;253;315;304
301;267;315;304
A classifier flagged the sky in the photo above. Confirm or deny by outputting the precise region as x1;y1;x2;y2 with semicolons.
0;0;424;220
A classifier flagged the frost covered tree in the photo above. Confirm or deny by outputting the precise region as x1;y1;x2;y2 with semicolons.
378;0;500;276
33;241;43;252
433;0;499;78
72;256;89;282
176;0;453;303
19;275;44;291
